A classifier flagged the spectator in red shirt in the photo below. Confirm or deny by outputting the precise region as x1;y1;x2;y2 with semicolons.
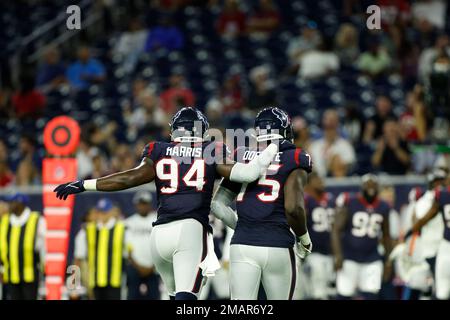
219;73;244;113
0;160;14;188
0;140;11;187
399;86;428;142
399;92;420;142
0;88;11;120
12;73;46;120
377;0;411;27
160;73;195;114
216;0;246;39
247;0;280;39
152;0;183;11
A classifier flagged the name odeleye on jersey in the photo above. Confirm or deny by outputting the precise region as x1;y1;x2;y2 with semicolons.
165;144;284;160
176;304;274;317
242;150;282;162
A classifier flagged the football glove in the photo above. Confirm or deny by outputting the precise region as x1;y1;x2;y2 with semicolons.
54;180;85;200
296;241;312;260
295;232;312;260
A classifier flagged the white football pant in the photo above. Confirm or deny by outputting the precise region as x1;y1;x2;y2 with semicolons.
436;239;450;300
336;260;383;297
230;244;296;300
199;267;230;300
150;219;207;298
303;253;335;299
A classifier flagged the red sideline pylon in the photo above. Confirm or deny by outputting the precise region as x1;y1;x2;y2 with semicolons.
42;116;80;300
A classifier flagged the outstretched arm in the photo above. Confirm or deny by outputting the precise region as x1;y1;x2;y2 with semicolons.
96;159;155;191
404;201;439;239
54;158;155;200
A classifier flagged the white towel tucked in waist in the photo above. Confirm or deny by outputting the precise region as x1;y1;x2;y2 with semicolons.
198;233;221;277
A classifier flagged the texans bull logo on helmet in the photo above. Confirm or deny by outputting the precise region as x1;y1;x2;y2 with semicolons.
170;107;210;142
254;107;294;142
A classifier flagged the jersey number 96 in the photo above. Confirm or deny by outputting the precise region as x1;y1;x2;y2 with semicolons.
351;211;383;238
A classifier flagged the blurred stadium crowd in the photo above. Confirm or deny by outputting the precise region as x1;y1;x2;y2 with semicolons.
0;0;449;186
0;0;450;301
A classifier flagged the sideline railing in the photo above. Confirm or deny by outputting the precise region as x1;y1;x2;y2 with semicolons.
0;175;427;195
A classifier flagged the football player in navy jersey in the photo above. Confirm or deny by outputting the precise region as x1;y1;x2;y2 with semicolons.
303;172;335;299
54;107;279;300
211;107;313;300
403;176;450;300
331;174;393;300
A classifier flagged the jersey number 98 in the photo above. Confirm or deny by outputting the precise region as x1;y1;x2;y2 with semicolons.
312;207;335;233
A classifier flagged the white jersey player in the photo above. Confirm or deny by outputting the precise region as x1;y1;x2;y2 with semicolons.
404;170;450;300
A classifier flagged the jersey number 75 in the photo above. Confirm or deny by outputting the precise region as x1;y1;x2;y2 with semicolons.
236;164;282;202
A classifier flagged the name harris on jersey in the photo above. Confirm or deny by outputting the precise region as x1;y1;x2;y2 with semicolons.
166;145;203;158
164;142;230;165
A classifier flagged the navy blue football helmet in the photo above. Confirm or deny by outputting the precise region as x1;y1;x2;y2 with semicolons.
169;107;209;142
254;107;293;142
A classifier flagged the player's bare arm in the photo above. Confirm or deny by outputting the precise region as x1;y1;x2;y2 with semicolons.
381;211;393;281
54;158;155;200
284;168;308;236
405;200;439;239
284;168;311;259
96;158;156;191
381;213;393;257
331;200;348;270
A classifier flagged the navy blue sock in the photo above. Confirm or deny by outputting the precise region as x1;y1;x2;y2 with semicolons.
336;294;352;300
402;287;421;300
175;292;197;300
360;292;378;300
